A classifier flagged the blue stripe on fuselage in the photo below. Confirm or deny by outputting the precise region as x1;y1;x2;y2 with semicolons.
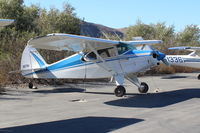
47;54;83;71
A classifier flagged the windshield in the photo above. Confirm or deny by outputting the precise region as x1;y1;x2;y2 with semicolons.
117;44;136;55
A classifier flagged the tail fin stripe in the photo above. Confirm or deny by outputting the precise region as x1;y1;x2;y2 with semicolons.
30;52;46;68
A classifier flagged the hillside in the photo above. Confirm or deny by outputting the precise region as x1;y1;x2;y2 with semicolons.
80;21;124;38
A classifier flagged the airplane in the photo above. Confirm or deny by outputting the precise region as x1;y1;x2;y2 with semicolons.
20;33;166;97
0;19;14;27
165;46;200;79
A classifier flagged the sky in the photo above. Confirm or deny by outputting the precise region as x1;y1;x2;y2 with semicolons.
24;0;200;32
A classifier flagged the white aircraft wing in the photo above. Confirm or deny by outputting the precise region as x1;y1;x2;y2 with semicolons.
0;19;14;27
169;46;200;56
126;40;162;45
28;33;162;52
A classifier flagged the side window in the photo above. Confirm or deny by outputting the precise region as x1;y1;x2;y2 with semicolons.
97;47;116;58
87;52;97;60
108;47;116;57
98;49;110;58
84;47;117;61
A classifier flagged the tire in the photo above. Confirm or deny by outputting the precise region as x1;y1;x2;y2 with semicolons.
138;82;149;93
28;82;33;89
114;86;126;97
198;74;200;80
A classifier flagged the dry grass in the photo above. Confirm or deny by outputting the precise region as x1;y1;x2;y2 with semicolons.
148;64;200;75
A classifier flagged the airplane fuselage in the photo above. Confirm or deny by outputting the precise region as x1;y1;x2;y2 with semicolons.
23;50;159;79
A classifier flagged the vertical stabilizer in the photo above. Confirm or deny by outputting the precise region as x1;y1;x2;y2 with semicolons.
21;45;47;76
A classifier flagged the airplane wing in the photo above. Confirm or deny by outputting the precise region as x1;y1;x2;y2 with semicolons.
0;19;14;27
168;46;200;56
28;33;162;52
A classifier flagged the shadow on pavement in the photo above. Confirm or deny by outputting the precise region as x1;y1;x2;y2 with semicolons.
34;88;85;94
161;75;188;79
85;91;140;96
105;88;200;108
0;97;23;100
0;116;143;133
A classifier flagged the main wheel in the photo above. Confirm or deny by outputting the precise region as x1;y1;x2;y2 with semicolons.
114;86;126;97
198;74;200;80
138;82;149;93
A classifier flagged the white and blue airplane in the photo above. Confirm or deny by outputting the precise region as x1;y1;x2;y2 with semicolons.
0;19;14;27
21;33;166;97
165;46;200;79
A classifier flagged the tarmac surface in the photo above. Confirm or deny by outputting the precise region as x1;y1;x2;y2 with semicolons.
0;73;200;133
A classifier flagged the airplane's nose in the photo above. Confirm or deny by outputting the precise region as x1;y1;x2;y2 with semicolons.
152;51;166;61
156;51;166;61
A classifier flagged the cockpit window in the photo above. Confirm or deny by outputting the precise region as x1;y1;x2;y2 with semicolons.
97;47;116;58
84;47;116;61
117;44;136;55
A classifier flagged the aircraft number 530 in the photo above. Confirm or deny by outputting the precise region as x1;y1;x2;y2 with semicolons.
166;56;184;63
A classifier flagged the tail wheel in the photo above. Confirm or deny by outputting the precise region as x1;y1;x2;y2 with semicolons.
29;82;33;89
138;82;149;93
198;74;200;80
28;82;37;89
114;86;126;97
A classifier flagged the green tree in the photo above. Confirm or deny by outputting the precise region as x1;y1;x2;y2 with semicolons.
152;22;175;42
151;23;175;53
0;0;81;86
176;25;200;45
125;20;155;40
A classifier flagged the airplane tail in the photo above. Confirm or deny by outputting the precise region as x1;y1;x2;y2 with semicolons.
21;45;48;77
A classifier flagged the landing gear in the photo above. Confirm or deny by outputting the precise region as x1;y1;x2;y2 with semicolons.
114;86;126;97
138;82;149;93
198;74;200;80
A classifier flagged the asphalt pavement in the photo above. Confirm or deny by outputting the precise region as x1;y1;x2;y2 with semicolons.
0;73;200;133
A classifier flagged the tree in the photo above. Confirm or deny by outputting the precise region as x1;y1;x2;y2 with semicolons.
151;23;175;53
176;25;200;45
0;1;81;86
125;20;155;40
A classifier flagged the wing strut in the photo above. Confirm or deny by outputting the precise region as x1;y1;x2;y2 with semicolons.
125;74;141;87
